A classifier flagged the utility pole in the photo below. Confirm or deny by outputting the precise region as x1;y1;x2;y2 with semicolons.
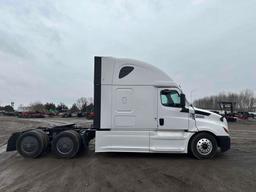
11;102;14;109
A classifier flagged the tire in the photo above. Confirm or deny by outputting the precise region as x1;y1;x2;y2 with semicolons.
52;130;81;158
16;130;45;158
34;129;49;152
82;134;89;150
189;132;218;160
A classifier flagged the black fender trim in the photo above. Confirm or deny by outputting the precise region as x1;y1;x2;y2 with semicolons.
6;132;22;151
180;108;211;116
217;136;231;152
195;110;211;116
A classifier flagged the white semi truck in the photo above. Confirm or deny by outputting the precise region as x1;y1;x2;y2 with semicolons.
6;56;230;159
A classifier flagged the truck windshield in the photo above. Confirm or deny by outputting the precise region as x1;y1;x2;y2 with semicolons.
161;90;181;108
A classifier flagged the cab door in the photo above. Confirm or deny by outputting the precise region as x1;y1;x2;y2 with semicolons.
149;88;190;152
157;88;189;130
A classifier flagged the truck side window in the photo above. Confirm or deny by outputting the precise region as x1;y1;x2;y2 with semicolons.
161;90;181;108
119;66;134;79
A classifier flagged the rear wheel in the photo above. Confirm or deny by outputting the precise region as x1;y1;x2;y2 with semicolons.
52;130;81;158
16;130;45;158
189;132;218;160
34;129;49;153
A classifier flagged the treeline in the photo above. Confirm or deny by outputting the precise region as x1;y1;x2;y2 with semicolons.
193;89;256;111
18;97;94;114
0;105;14;112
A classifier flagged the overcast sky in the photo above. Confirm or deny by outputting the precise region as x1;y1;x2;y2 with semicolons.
0;0;255;107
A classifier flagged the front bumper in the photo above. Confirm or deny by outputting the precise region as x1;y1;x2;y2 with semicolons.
217;136;231;152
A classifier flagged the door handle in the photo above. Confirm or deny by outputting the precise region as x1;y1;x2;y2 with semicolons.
159;118;164;126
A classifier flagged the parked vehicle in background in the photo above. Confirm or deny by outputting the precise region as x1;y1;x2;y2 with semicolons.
85;112;95;119
248;112;256;119
219;102;237;122
18;112;45;118
235;112;249;120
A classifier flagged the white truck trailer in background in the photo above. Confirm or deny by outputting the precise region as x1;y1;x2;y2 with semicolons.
6;56;230;159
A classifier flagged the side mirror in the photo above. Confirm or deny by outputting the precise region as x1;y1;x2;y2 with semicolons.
180;93;186;108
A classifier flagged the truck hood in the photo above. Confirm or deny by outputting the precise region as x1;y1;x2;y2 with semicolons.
193;107;228;128
193;107;219;117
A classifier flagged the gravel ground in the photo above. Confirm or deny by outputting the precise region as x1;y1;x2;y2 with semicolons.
0;117;256;192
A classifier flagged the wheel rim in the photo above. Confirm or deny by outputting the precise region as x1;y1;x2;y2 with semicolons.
196;138;213;156
56;137;74;155
20;136;39;154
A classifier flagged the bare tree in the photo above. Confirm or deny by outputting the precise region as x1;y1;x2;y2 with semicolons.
0;105;14;112
194;89;256;111
29;102;47;113
70;104;79;113
76;97;87;112
44;103;56;112
56;103;68;112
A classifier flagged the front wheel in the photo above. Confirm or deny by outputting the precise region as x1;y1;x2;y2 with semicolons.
189;133;218;160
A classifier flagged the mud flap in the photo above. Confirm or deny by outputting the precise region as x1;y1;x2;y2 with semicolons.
6;132;21;151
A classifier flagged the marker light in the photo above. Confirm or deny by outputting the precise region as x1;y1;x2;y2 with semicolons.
223;127;229;134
